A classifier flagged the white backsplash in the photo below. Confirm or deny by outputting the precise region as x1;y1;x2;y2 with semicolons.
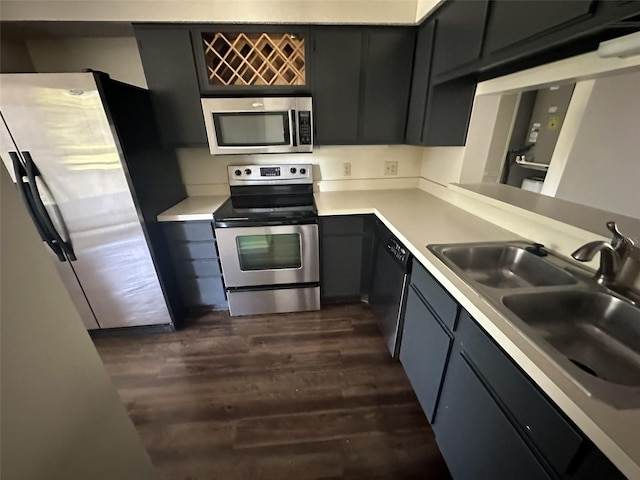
177;145;423;196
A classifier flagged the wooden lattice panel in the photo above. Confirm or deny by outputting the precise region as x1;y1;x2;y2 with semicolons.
202;32;306;86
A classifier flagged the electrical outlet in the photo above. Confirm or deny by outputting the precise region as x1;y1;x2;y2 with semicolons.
384;161;398;176
343;162;351;176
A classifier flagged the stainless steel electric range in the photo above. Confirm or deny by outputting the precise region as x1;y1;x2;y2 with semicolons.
213;164;319;316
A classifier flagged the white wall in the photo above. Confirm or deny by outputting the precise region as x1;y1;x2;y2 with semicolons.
0;165;156;480
178;145;423;195
551;71;640;220
419;146;465;186
1;0;418;24
26;37;147;88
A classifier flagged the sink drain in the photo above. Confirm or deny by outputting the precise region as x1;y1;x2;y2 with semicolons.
570;359;598;377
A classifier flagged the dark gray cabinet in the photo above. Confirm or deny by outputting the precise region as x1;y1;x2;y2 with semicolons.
434;348;553;480
422;77;477;146
134;26;207;147
362;29;415;143
162;221;227;311
400;257;625;479
405;21;436;145
320;215;374;302
399;260;458;422
311;27;415;145
399;286;453;422
404;17;477;146
311;28;362;144
430;0;490;78
483;1;596;56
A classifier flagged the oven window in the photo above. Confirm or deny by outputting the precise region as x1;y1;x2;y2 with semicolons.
213;112;290;147
236;233;301;270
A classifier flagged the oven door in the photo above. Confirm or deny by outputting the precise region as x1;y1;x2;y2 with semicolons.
216;224;319;288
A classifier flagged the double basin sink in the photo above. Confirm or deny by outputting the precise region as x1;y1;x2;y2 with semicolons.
428;241;640;409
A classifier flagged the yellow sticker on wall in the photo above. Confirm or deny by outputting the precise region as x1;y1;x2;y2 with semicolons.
548;116;560;130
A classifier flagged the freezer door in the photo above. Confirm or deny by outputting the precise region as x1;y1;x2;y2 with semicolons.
0;73;171;328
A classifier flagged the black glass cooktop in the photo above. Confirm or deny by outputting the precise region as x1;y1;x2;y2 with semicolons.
213;188;317;228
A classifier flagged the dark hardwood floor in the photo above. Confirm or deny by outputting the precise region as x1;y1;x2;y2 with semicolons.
94;303;451;480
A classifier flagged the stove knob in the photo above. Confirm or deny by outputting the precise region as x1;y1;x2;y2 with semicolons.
244;168;252;175
300;168;306;175
290;167;297;174
234;169;242;176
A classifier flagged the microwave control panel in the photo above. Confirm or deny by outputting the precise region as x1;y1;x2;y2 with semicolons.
298;111;312;145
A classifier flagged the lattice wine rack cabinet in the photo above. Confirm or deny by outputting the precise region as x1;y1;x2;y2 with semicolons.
200;32;306;87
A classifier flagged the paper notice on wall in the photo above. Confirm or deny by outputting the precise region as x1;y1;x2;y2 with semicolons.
528;123;541;143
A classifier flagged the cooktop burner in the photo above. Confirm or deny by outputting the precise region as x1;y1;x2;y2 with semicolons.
213;163;317;228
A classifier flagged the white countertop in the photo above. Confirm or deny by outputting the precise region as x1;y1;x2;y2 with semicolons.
315;189;640;479
157;195;228;222
156;188;640;477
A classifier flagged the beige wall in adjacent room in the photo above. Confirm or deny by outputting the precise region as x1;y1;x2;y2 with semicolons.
178;145;424;195
0;164;156;480
26;37;147;88
1;0;418;24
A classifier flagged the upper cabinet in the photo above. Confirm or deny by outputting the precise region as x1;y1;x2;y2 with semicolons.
134;25;208;147
430;0;490;79
483;1;596;56
191;26;311;95
135;4;640;148
311;27;416;145
311;28;362;145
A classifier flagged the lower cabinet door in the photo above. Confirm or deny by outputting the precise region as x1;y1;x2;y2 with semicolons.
399;287;452;422
434;352;553;480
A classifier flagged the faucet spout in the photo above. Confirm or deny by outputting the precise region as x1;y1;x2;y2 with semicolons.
571;241;620;285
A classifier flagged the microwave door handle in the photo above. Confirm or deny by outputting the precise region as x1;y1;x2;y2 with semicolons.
289;110;296;147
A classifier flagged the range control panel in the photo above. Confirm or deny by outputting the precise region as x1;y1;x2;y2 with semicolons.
228;164;313;185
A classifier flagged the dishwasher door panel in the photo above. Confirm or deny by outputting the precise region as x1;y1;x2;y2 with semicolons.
370;239;409;357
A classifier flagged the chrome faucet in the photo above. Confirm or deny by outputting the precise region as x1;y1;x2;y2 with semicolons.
571;221;635;287
571;241;620;285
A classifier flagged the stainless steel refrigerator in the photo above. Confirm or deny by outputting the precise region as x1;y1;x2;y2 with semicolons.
0;72;186;330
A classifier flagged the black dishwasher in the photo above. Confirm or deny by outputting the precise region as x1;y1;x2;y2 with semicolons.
370;219;413;358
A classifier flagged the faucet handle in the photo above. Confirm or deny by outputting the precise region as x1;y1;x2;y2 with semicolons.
606;221;633;255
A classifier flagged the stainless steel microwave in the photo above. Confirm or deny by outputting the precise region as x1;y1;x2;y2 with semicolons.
201;96;313;155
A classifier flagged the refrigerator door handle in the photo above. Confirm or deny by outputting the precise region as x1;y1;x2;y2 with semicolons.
21;150;77;261
9;151;66;261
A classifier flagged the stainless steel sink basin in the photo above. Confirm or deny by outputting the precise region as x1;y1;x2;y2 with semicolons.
432;244;577;288
429;241;640;407
503;291;640;388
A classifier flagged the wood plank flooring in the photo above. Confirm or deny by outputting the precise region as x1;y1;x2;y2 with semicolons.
94;303;451;480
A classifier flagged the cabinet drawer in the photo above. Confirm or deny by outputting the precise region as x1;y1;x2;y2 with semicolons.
178;276;226;308
164;221;215;242
170;241;217;260
410;260;459;331
173;259;222;278
457;311;583;475
321;216;364;235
